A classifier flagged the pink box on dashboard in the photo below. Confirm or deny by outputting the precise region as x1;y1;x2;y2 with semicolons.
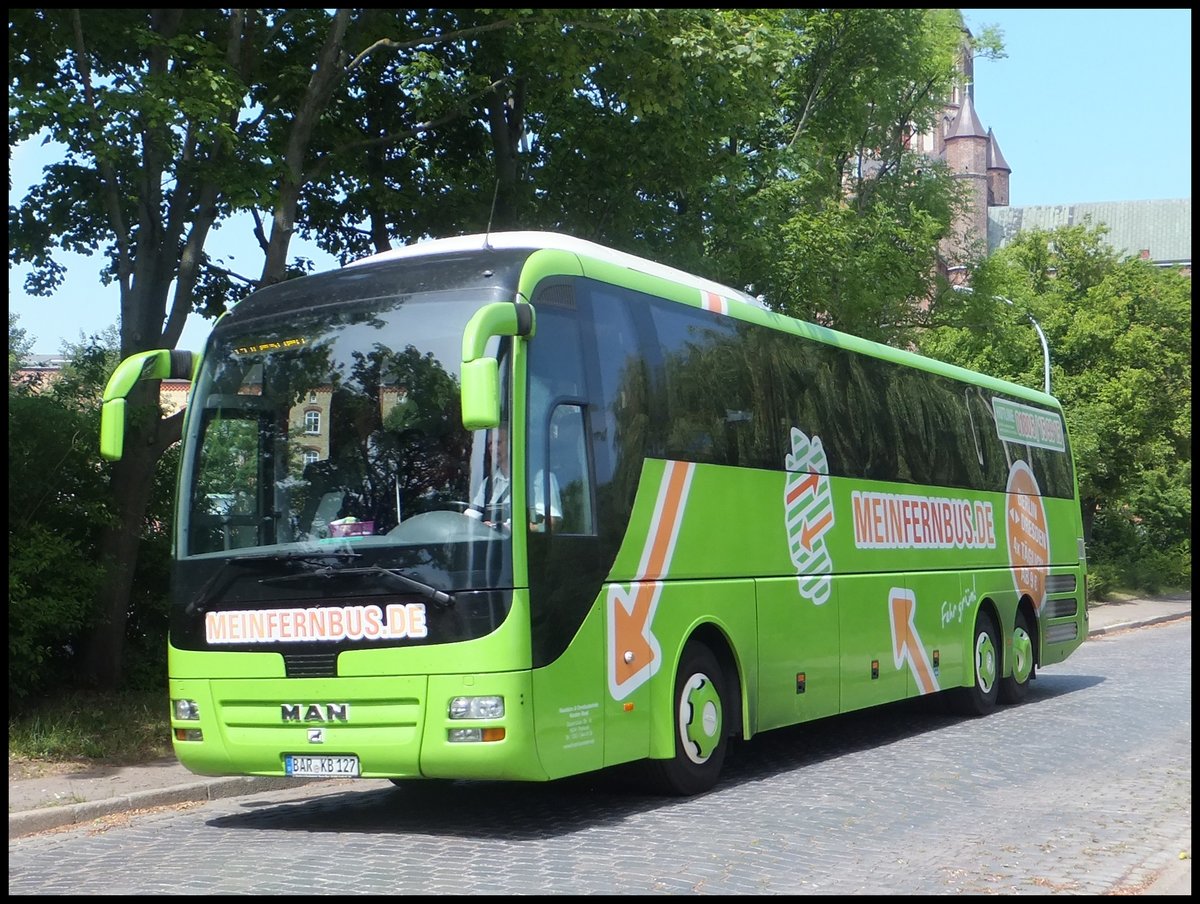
329;518;374;537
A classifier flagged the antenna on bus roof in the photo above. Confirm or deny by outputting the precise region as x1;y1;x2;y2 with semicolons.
482;180;500;250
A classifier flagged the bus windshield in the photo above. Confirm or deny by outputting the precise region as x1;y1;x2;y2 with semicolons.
175;289;513;597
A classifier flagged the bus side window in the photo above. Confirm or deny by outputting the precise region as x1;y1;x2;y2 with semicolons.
546;403;594;535
969;390;1011;491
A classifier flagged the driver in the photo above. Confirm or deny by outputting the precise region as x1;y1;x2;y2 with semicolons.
467;424;560;532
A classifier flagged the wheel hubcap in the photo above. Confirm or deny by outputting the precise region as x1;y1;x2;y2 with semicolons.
976;631;997;693
1012;626;1033;683
680;673;722;764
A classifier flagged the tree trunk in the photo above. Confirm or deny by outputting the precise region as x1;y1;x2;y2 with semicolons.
485;74;525;229
81;413;160;689
80;386;183;689
1081;497;1097;548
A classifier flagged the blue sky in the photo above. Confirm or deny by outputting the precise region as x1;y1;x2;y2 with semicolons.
960;8;1191;207
10;8;1193;355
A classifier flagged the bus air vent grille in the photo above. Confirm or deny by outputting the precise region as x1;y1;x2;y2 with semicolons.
535;282;576;308
1044;623;1079;644
1043;597;1079;619
1045;574;1077;594
283;651;339;678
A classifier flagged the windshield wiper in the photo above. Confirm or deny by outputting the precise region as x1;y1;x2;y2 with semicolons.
260;564;455;609
185;549;363;616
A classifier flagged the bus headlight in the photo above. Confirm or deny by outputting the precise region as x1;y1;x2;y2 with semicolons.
448;695;504;719
173;698;201;721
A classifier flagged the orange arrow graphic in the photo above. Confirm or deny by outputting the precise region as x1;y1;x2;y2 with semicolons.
610;461;693;698
799;510;833;551
786;471;820;504
638;460;691;579
889;588;939;695
612;583;658;686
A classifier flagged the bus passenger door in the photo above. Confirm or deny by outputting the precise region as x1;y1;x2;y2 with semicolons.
527;401;611;778
545;402;653;768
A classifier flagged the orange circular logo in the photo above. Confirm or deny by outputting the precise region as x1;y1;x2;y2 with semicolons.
1006;461;1049;609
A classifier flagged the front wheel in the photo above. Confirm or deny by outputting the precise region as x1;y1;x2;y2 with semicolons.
641;642;730;796
953;610;1000;716
999;608;1036;704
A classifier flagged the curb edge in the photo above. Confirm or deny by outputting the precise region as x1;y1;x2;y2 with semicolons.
9;775;311;840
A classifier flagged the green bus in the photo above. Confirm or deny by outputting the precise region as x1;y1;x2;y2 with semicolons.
100;232;1089;796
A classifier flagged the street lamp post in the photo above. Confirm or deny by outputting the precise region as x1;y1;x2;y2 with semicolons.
951;285;1051;395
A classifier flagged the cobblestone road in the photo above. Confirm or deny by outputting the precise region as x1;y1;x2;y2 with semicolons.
9;620;1190;895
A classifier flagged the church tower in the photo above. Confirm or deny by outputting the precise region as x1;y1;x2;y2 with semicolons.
987;128;1011;207
941;90;990;283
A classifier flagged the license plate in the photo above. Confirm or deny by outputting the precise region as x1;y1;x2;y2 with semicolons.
285;755;360;778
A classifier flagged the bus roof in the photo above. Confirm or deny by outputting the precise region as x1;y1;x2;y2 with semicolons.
349;231;1059;408
349;231;767;310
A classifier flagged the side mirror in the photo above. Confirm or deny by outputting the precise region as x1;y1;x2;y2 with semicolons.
461;357;501;431
100;349;196;461
460;302;534;430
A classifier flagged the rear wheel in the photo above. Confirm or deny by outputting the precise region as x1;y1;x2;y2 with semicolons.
954;610;1000;716
642;641;730;796
999;608;1036;704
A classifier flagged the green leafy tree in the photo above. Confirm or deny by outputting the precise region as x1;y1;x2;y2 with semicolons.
8;312;35;380
9;8;977;687
919;223;1192;591
8;330;175;704
300;8;969;325
8;8;652;686
8;376;109;703
296;9;788;264
8;9;367;687
700;8;967;342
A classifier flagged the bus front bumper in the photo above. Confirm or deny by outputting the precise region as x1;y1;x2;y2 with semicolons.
168;670;548;782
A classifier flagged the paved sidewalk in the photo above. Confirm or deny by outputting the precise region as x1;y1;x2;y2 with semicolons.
10;595;1191;860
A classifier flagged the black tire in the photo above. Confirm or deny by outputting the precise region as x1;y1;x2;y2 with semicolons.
641;642;730;796
953;610;1000;717
999;607;1036;704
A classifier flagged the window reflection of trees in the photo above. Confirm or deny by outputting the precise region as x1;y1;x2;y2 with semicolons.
600;351;651;541
189;341;339;553
314;343;470;535
631;293;1073;499
190;329;475;549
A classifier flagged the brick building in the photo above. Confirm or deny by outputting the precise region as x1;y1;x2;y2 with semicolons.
11;358;423;468
12;354;192;415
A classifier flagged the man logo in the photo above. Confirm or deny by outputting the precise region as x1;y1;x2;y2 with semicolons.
281;703;350;723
